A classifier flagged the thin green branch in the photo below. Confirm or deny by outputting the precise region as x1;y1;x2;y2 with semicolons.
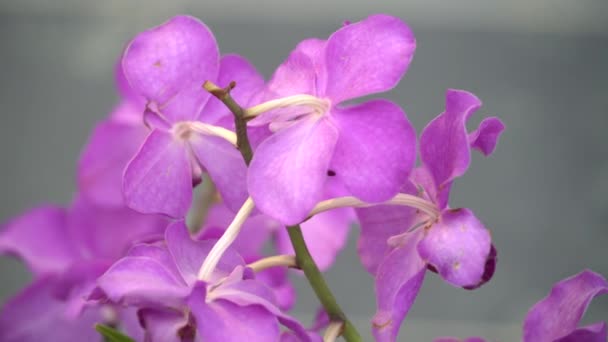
204;80;362;341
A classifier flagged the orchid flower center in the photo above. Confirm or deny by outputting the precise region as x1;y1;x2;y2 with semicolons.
170;121;238;147
244;94;331;120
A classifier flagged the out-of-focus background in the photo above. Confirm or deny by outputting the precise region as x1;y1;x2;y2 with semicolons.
1;0;607;340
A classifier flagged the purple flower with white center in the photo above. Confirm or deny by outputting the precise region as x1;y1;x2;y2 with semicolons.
246;14;417;224
120;15;264;218
95;221;312;341
0;197;167;341
523;270;607;342
355;89;504;341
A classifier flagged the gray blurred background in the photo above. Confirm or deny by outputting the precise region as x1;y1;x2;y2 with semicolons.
1;0;607;340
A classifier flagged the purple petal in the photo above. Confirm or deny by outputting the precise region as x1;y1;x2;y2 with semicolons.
523;270;608;342
67;197;167;261
324;14;415;102
373;231;426;342
211;276;311;341
417;208;492;288
0;276;102;342
116;307;145;342
123;129;193;218
267;38;325;98
330;99;416;202
96;248;189;308
138;308;191;342
555;322;607;342
189;134;250;214
122;15;219;123
165;221;244;285
255;266;297;311
78;119;149;207
276;208;353;271
468;117;505;156
248;117;339;224
356;181;420;274
188;282;280;342
0;206;78;275
419;90;504;208
202;54;265;125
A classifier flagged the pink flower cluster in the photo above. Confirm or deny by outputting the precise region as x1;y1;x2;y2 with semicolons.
0;13;605;342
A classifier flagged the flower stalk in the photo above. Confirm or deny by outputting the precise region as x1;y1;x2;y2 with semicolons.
205;80;363;342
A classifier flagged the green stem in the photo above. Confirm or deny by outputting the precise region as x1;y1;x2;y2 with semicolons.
287;224;362;342
204;80;362;341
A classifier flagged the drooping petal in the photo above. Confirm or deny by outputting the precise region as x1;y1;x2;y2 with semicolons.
138;308;191;342
189;134;250;213
67;197;167;261
523;270;608;342
0;206;78;275
373;231;426;342
276;208;353;271
123;129;193;218
330;99;416;202
188;282;280;342
248;117;339;224
78;119;149;207
356;181;420;274
211;273;311;341
417;208;492;288
468;117;505;156
96;249;189;308
165;221;244;285
122;15;219;123
555;322;607;342
419;90;504;208
324;14;415;102
202;54;265;125
0;276;102;342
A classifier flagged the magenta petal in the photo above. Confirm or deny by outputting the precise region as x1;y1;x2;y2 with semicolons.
165;221;244;285
78;119;149;207
0;276;102;342
468;117;505;156
523;270;608;342
555;322;607;342
189;134;250;213
202;54;265;125
373;231;426;342
0;206;78;275
96;250;189;308
356;181;419;274
267;38;325;98
276;208;353;271
122;15;218;122
67;197;167;261
123;129;193;218
139;308;190;342
330;99;416;202
324;14;415;102
248;117;339;224
189;283;280;342
417;208;492;288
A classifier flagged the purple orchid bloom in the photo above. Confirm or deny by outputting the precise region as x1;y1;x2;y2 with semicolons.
355;89;504;341
95;221;313;341
247;14;417;225
0;197;167;341
120;15;264;218
523;270;607;342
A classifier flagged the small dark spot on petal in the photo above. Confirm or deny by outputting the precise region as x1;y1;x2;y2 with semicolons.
153;60;162;67
327;170;336;176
